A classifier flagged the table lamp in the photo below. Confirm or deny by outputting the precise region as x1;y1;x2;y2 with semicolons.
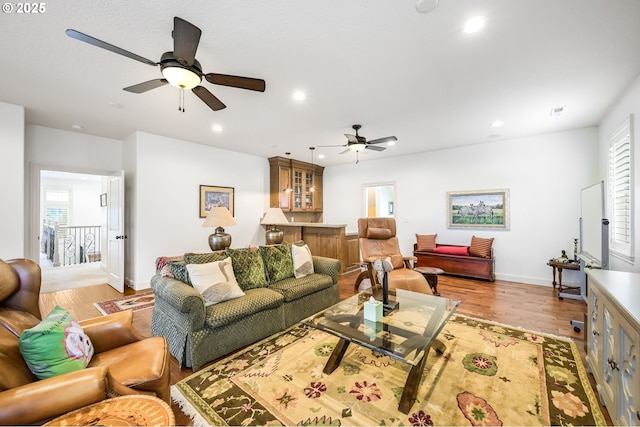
202;206;236;250
261;208;288;245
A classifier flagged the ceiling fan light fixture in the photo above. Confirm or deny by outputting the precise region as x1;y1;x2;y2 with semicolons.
162;66;201;89
350;143;367;152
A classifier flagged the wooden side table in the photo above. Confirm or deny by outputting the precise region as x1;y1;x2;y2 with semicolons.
413;266;444;296
44;395;175;426
547;259;580;293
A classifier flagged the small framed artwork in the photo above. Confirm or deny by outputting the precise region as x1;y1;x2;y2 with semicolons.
447;189;510;229
100;193;107;207
200;185;234;218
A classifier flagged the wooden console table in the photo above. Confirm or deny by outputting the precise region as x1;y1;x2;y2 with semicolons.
547;259;580;292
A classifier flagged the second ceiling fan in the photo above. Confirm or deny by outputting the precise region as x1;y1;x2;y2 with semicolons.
319;125;397;163
66;17;265;112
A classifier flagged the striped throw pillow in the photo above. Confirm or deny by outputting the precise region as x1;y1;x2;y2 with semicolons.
415;234;437;251
469;236;494;258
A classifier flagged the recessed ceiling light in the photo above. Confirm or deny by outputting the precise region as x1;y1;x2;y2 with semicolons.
318;154;325;159
464;16;485;33
550;106;566;117
293;91;306;101
387;140;396;146
491;120;504;128
212;124;223;132
71;124;84;131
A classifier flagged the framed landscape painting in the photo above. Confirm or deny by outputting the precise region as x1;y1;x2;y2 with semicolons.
200;185;234;218
447;189;510;229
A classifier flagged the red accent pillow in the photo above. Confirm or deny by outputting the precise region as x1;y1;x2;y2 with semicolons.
434;246;469;256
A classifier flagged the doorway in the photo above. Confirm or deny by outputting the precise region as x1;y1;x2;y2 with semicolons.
363;182;395;218
35;168;109;293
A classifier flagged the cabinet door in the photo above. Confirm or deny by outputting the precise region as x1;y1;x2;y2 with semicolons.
279;167;291;211
616;314;640;426
293;169;303;210
314;172;323;211
304;170;314;210
587;285;603;377
601;302;616;409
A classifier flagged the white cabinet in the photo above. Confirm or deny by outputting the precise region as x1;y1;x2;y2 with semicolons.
586;269;640;426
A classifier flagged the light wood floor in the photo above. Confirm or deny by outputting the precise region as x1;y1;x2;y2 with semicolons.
39;272;612;426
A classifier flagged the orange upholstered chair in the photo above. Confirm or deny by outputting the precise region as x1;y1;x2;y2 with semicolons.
355;218;433;295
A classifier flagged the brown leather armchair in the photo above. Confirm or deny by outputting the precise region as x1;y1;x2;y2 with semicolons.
355;218;433;295
0;258;171;425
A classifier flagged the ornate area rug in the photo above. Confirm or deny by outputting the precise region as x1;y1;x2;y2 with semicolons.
172;315;605;426
93;289;154;315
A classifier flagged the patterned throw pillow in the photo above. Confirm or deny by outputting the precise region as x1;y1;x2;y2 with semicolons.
469;236;494;258
186;258;245;306
166;260;191;284
415;234;437;251
184;251;227;264
259;243;294;284
19;306;94;380
225;247;269;290
292;243;314;278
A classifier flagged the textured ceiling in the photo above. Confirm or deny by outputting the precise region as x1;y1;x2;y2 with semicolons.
2;0;640;165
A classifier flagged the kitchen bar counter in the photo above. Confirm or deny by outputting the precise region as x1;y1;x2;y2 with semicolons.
275;223;359;274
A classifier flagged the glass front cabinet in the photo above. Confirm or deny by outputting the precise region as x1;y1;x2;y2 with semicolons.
269;156;323;213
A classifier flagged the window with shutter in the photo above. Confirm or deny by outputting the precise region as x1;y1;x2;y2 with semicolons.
608;115;634;262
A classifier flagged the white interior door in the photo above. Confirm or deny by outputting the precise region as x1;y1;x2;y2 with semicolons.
107;171;125;292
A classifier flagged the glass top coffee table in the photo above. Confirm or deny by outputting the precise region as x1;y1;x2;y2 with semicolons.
302;289;460;414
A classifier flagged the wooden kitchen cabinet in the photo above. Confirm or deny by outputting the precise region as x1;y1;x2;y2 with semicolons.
269;156;324;213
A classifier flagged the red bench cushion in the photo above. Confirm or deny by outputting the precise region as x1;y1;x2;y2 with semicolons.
434;246;469;256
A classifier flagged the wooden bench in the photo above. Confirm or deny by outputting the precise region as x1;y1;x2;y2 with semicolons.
413;243;495;281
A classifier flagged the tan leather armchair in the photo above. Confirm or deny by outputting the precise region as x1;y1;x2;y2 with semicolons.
0;258;171;425
355;218;433;295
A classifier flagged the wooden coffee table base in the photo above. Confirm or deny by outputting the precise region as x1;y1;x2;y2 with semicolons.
323;337;446;414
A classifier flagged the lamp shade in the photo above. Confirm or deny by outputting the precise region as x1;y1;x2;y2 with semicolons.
260;208;288;225
202;206;236;228
202;207;236;251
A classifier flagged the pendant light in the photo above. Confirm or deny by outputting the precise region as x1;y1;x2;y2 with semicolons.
309;147;316;191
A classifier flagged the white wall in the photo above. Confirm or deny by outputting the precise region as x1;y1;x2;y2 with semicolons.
323;127;599;286
598;73;640;272
127;132;271;289
0;102;25;259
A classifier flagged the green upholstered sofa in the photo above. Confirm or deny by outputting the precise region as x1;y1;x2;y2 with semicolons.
150;245;340;370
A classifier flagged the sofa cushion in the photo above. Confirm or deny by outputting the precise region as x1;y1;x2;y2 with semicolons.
259;243;294;284
434;246;469;256
469;236;494;258
269;273;333;302
155;255;183;275
415;234;437;251
204;288;283;329
18;306;94;380
184;251;227;265
186;258;245;306
292;244;314;278
225;247;269;290
0;312;39;391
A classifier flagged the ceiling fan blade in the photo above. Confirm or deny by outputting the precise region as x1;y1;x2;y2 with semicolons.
365;145;386;151
123;79;168;93
173;17;201;67
345;134;358;143
316;144;347;148
367;136;397;145
192;86;226;111
339;148;351;155
65;29;157;67
205;73;266;92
